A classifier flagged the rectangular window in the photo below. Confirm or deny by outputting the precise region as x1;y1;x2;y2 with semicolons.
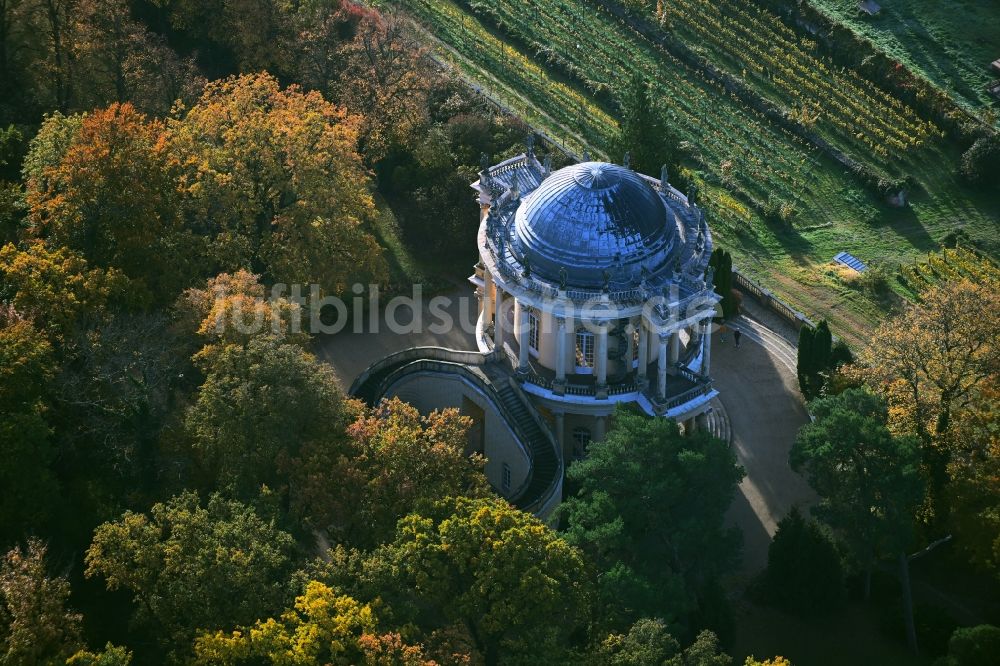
575;330;594;371
501;463;512;493
528;312;539;355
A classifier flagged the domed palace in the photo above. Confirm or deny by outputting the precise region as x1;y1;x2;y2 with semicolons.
351;145;720;519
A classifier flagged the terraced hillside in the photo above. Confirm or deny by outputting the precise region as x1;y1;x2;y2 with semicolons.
377;0;1000;344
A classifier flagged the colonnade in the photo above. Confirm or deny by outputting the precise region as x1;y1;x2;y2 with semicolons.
478;275;713;394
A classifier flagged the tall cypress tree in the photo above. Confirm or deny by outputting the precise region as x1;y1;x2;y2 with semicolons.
811;320;833;378
707;248;736;321
614;72;679;177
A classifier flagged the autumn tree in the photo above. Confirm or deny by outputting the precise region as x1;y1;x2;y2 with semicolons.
85;491;296;656
0;539;83;664
193;581;432;665
0;307;59;545
168;73;385;295
175;270;311;352
73;0;202;114
66;643;133;666
294;397;491;547
333;9;435;163
24;103;199;301
942;381;1000;579
186;336;347;504
851;279;999;522
0;241;136;339
561;409;744;636
369;497;592;665
292;0;363;99
791;388;924;653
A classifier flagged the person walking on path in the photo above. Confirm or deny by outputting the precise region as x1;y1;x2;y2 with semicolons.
733;328;742;349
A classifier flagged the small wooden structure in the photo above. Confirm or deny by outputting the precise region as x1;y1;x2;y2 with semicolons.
991;58;1000;76
858;0;882;16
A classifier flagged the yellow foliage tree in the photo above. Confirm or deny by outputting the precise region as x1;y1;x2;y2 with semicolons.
193;581;433;665
850;279;999;521
0;241;136;339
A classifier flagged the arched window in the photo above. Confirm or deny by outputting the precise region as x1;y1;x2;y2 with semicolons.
575;329;594;372
572;427;591;460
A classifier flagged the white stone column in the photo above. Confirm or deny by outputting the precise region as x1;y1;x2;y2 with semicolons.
483;270;494;327
515;299;529;372
657;333;668;399
637;321;649;384
555;317;567;384
493;289;504;350
701;319;712;377
596;322;608;388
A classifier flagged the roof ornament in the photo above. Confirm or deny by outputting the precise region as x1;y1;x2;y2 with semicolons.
558;266;568;290
522;256;531;279
695;227;705;254
705;265;715;289
660;164;669;190
485;206;497;235
582;149;590;162
511;180;520;201
525;133;535;159
543;153;552;177
602;269;611;293
623;151;631;169
480;152;490;173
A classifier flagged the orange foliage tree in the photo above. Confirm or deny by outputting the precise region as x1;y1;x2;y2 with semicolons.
168;73;386;295
24;103;196;300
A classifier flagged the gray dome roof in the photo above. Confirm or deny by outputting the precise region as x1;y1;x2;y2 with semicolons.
511;162;676;288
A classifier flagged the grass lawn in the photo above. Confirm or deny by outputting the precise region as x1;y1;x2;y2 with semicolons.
808;0;1000;115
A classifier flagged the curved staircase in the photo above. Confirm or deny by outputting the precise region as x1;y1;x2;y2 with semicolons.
349;347;563;516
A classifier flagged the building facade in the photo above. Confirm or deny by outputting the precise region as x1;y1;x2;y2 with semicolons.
351;148;720;518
